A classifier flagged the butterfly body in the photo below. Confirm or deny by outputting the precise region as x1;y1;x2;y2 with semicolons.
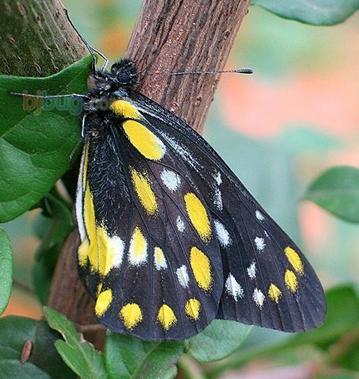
76;59;326;340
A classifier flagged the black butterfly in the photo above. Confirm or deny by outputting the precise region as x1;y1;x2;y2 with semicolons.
75;58;326;340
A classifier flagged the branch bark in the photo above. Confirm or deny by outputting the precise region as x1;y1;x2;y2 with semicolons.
127;0;250;133
0;0;86;76
2;0;250;349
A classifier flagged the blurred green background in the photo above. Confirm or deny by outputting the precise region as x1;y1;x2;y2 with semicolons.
2;1;358;378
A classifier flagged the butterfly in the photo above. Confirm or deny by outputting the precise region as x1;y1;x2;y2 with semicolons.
75;57;326;340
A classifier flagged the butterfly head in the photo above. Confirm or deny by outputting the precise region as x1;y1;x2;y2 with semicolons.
110;59;138;87
87;58;138;97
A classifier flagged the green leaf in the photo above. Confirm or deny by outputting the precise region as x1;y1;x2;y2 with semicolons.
251;0;359;25
33;193;74;304
186;320;252;362
44;307;107;379
105;332;184;379
287;285;359;350
0;228;13;315
0;56;91;222
0;316;75;379
303;166;359;223
205;285;359;378
335;340;359;371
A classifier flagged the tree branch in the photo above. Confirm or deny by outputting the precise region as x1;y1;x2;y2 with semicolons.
127;0;250;133
0;0;86;76
2;0;250;349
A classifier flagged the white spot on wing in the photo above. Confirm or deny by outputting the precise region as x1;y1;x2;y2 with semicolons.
213;171;222;185
247;262;256;279
254;236;266;252
225;273;244;301
213;188;223;210
159;132;202;171
256;210;264;221
214;220;231;247
75;151;86;241
176;216;185;232
160;169;181;191
110;237;125;268
253;288;265;309
176;265;189;288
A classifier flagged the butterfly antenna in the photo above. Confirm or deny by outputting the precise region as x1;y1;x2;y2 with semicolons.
64;9;109;72
137;67;253;80
170;68;253;76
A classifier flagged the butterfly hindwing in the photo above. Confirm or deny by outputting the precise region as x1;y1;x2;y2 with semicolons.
130;92;326;332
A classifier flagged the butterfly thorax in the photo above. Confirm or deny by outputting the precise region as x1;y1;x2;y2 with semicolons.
82;59;139;136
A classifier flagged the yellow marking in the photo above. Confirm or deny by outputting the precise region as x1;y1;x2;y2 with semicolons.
185;298;201;320
96;226;109;276
285;270;298;293
95;289;112;317
110;100;141;119
129;226;147;265
268;283;282;303
184;193;212;242
96;226;119;276
284;247;304;275
84;185;99;272
154;246;167;269
78;239;89;267
130;169;158;215
157;304;177;330
120;303;143;329
190;247;212;291
123;120;165;160
97;283;103;296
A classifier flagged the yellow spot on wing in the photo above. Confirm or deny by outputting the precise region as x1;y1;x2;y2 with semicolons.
185;298;201;320
120;303;143;329
184;193;212;242
97;283;103;296
129;226;147;265
96;226;110;276
154;246;167;270
285;270;298;293
190;247;212;291
130;169;158;215
123;120;165;160
110;100;141;119
268;283;282;303
95;289;112;317
157;304;177;330
284;247;304;275
96;226;124;276
78;239;89;267
84;186;99;272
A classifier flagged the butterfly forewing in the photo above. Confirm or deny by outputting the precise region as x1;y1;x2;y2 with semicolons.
131;93;326;332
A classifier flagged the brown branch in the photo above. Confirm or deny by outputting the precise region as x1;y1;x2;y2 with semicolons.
3;0;250;350
127;0;250;133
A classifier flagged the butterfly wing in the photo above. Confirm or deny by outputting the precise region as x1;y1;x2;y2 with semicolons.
76;109;224;340
130;92;326;332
